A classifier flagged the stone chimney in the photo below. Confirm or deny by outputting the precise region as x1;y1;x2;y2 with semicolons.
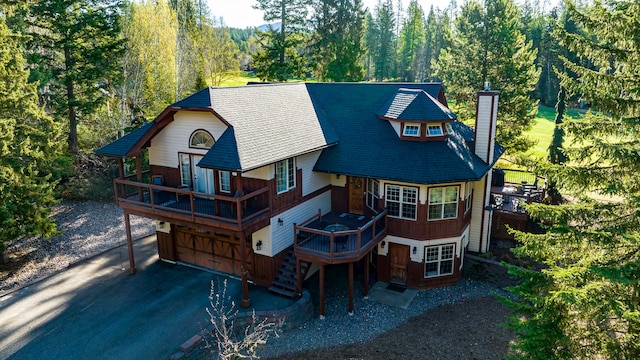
474;82;499;164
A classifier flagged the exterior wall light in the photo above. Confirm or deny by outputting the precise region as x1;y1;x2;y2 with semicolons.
381;241;386;248
278;218;283;226
412;246;417;254
256;240;263;251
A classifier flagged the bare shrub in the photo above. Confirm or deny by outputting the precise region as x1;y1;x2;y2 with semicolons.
205;279;280;359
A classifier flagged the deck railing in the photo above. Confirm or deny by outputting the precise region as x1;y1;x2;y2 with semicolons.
113;178;270;227
294;210;387;263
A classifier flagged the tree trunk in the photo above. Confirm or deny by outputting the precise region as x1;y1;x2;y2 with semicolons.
64;45;79;156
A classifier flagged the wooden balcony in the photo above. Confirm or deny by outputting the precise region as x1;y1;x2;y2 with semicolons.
113;178;270;232
490;182;545;217
294;210;387;264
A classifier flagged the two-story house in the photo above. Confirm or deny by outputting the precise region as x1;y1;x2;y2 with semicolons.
96;82;502;316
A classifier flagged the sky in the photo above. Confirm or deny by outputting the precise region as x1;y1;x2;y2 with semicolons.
206;0;450;29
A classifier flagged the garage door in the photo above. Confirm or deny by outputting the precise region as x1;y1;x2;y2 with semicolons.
175;228;253;276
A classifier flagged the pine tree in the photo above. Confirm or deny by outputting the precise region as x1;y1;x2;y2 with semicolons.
309;0;366;81
0;9;60;263
434;0;540;152
25;0;124;157
253;0;309;81
371;0;395;81
397;0;425;82
502;1;640;358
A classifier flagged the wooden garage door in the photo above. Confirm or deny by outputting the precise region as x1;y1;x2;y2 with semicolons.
175;228;253;276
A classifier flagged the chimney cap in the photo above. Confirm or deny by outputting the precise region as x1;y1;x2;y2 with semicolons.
484;81;490;91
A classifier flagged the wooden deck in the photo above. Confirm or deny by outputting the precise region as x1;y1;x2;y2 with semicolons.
490;183;545;216
114;178;270;231
294;210;387;264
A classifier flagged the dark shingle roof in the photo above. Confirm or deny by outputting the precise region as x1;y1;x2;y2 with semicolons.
193;84;337;171
377;88;456;121
306;83;502;184
94;121;155;157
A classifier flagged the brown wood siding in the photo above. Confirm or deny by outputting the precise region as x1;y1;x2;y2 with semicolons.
270;169;303;212
407;256;462;289
386;202;471;240
251;248;289;287
156;229;176;261
378;252;461;289
331;185;349;214
150;165;181;187
376;253;390;283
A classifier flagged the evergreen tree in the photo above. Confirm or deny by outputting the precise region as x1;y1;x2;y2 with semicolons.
434;0;540;152
363;10;376;80
0;9;60;263
397;0;425;82
371;0;395;81
253;0;309;81
503;1;640;358
309;0;366;81
25;0;124;157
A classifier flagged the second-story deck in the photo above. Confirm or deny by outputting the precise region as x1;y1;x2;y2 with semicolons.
294;210;387;264
114;177;271;232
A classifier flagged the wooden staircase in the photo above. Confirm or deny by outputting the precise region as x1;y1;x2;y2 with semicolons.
268;249;310;298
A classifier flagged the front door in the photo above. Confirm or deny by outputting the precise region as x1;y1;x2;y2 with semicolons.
389;243;409;285
348;176;365;214
192;155;214;194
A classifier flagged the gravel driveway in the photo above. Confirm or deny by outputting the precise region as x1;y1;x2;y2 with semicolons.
0;200;155;294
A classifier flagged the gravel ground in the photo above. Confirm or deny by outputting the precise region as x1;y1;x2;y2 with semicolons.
0;200;155;294
257;264;513;359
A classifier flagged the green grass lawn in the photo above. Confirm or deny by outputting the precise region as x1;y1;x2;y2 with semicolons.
520;105;584;160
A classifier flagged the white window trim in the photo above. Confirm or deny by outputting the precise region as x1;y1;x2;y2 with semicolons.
275;158;296;194
464;182;473;213
424;244;455;278
385;184;418;221
189;129;214;149
427;124;443;136
219;171;231;193
428;186;459;221
445;122;454;134
403;123;421;137
366;179;380;211
179;153;191;187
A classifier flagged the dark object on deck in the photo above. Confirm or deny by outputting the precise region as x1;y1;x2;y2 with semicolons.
492;168;505;187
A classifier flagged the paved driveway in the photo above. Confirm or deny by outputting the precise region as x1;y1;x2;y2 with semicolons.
0;235;227;359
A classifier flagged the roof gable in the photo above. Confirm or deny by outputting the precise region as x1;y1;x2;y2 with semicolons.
94;121;155;157
377;88;456;121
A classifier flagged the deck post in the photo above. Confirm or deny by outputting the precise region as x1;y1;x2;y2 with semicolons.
124;212;137;274
363;256;369;299
296;258;302;295
240;234;251;308
348;262;354;315
319;264;325;319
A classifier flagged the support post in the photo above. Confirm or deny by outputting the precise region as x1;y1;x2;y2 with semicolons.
239;234;251;308
364;257;370;299
348;262;354;315
124;212;137;274
319;264;325;319
296;258;302;295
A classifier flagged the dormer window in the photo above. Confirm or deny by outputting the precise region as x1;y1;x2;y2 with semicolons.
427;125;443;136
445;122;453;134
190;130;214;149
403;123;420;137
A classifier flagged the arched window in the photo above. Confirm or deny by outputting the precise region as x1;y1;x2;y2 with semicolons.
189;130;214;149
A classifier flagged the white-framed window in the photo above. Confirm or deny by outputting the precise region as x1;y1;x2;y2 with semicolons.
427;124;443;136
445;122;453;134
276;158;296;193
189;129;214;149
179;153;191;187
366;178;380;211
464;182;473;213
385;185;418;220
219;171;231;193
424;244;455;278
428;186;459;220
403;123;420;137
